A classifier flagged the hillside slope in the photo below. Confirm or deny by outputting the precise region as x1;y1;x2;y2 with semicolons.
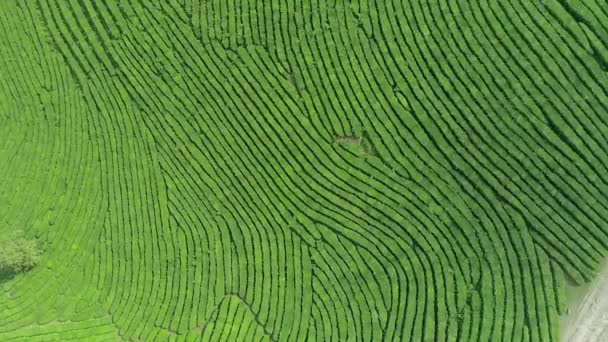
0;1;607;341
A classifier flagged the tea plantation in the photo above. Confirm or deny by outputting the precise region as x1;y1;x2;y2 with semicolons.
0;0;607;341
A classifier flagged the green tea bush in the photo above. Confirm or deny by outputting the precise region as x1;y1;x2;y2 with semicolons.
0;0;607;340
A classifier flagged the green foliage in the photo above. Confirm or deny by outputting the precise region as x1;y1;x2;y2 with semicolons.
0;0;607;341
0;231;41;274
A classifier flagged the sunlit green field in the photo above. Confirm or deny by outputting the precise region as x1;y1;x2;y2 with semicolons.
1;1;607;341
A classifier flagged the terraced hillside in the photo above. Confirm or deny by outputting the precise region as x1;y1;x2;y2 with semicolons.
0;0;607;341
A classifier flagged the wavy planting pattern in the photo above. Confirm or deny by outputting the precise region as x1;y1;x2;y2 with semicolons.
0;0;606;341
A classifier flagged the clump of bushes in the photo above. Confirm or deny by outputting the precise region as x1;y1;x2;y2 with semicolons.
0;231;41;274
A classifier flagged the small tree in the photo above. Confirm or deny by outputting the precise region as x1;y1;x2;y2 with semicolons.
0;231;41;274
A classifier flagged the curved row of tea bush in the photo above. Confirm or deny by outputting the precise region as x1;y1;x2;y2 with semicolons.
0;0;606;341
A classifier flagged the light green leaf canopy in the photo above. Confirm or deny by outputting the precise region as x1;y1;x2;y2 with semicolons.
0;0;606;341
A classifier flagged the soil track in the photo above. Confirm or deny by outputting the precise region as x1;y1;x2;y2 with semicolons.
562;263;608;342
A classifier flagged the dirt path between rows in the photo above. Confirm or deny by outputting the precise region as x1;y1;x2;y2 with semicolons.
562;262;608;342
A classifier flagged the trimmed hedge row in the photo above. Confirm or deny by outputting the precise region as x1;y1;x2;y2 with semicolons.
0;0;606;341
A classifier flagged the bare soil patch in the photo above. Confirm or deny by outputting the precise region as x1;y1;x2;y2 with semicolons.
562;261;608;342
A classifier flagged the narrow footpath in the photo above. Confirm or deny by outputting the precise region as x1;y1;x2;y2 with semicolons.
562;262;608;342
